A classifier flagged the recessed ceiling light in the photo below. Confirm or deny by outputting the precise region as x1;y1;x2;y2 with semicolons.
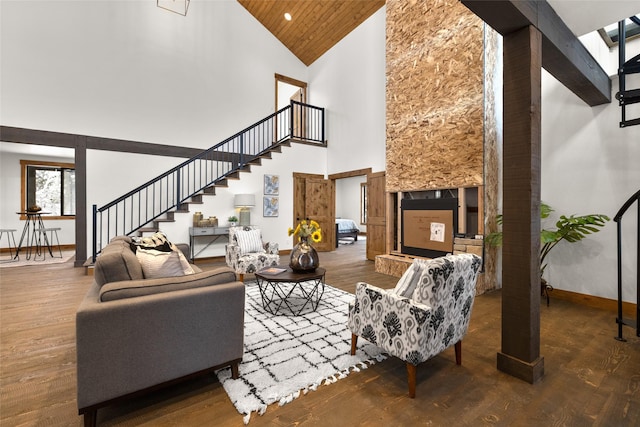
284;13;292;21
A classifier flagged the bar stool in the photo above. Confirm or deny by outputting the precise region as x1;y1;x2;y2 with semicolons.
0;229;18;262
33;227;63;260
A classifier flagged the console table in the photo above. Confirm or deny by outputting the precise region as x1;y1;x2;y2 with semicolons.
188;227;229;261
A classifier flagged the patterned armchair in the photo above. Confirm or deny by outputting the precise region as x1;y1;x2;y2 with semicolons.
348;253;482;397
225;226;279;281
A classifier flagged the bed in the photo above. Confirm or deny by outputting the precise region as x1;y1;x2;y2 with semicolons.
335;218;360;247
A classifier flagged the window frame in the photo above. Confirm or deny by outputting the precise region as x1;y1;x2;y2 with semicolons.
598;16;640;48
20;159;76;220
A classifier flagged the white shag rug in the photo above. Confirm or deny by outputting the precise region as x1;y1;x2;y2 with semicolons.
216;280;387;424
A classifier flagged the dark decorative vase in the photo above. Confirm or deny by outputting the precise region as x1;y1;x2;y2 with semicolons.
289;236;319;272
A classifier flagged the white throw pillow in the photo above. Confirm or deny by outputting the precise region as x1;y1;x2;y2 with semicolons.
136;247;195;279
236;229;266;255
392;259;426;298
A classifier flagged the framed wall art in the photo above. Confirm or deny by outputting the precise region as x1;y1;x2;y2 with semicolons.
263;196;279;217
264;174;279;195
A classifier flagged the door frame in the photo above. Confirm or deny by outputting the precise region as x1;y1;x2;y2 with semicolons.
275;73;307;110
328;168;372;258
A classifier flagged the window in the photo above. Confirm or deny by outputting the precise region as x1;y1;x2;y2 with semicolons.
21;160;75;219
598;15;640;47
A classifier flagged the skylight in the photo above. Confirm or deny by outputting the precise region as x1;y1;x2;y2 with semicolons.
598;15;640;47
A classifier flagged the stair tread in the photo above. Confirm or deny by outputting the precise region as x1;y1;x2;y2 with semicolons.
621;117;640;127
615;89;640;105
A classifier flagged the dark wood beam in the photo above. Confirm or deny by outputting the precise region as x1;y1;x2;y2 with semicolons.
0;126;204;158
85;136;203;158
497;25;545;384
1;126;79;149
461;0;611;106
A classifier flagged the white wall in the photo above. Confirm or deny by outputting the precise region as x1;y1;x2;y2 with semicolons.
308;6;387;175
0;0;308;146
541;35;640;302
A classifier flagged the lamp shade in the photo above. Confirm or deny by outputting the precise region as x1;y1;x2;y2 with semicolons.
234;194;255;207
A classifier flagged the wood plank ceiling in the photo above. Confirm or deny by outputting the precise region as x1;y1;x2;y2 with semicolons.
238;0;385;66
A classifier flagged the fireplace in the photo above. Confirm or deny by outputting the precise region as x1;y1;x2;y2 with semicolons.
401;196;458;258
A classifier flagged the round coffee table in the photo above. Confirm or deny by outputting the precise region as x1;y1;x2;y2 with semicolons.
255;266;326;315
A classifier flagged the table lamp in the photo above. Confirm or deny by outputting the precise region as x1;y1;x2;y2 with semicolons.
234;194;255;226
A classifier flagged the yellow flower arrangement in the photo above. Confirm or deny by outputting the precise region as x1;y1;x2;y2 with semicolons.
288;218;322;243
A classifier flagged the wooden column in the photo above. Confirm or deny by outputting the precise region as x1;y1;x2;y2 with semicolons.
74;137;87;267
497;25;545;383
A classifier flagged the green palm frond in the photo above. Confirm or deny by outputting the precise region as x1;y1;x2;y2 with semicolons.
486;203;610;277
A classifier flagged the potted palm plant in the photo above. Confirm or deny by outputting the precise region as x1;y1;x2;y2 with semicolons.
486;202;609;304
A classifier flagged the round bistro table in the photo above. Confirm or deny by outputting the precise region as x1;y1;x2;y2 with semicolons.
254;266;326;316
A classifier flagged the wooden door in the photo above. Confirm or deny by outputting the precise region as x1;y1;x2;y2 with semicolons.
293;173;335;251
366;171;386;261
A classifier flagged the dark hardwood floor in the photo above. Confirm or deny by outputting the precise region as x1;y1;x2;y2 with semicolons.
1;238;638;426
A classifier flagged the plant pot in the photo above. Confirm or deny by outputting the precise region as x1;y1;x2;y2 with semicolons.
289;237;319;272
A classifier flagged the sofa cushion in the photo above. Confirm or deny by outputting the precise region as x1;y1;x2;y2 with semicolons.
235;228;265;255
133;231;174;252
99;267;238;301
136;247;195;279
110;235;132;244
94;240;144;286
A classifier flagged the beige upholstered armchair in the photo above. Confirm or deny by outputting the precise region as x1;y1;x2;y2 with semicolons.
225;226;280;281
348;253;482;397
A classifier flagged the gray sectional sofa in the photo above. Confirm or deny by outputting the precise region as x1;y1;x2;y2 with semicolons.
76;236;245;426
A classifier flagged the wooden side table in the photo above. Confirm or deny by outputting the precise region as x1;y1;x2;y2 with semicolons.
255;266;326;316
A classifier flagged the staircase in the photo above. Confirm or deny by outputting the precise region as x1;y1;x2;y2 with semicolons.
617;17;640;128
91;101;325;261
614;188;640;341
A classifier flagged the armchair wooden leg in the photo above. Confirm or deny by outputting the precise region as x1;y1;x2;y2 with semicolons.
455;340;462;365
406;363;417;398
238;273;244;282
350;334;358;355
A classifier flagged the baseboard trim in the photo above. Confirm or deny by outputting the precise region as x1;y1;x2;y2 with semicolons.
0;244;75;254
550;288;636;318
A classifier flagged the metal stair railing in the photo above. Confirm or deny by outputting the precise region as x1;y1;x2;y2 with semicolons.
617;17;640;128
92;101;325;261
614;188;640;341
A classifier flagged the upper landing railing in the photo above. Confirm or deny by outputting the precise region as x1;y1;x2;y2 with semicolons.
92;101;325;261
